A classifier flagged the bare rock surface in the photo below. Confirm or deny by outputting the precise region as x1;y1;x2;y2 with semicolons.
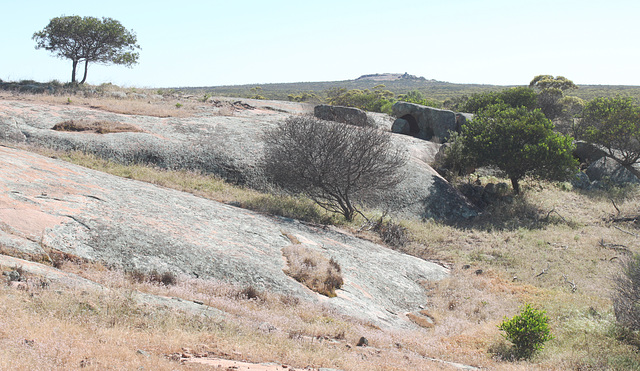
0;98;476;221
0;145;448;328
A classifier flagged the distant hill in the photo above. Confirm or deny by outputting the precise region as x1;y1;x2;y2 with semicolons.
181;74;640;104
355;72;429;82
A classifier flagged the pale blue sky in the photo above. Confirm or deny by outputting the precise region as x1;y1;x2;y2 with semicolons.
2;0;639;88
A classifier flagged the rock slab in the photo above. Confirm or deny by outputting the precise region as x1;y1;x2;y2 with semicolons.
0;145;448;328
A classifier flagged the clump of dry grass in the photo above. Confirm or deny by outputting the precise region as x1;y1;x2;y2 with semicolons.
281;235;343;297
52;119;144;134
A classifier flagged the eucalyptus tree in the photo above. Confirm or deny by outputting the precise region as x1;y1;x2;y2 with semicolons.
33;15;140;84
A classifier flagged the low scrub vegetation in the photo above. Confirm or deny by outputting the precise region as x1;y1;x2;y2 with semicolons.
52;119;144;134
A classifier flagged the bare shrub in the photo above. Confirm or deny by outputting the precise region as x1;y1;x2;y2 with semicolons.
613;253;640;330
236;285;263;301
263;115;407;221
149;270;177;286
372;217;410;248
282;245;343;297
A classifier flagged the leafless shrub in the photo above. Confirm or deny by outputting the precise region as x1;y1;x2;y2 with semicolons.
237;285;263;301
149;270;177;286
372;218;410;248
263;115;407;221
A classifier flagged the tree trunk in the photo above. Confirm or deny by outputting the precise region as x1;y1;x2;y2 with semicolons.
510;177;520;194
80;60;89;84
71;60;78;84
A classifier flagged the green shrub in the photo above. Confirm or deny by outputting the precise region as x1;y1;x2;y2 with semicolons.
326;85;395;114
498;303;553;359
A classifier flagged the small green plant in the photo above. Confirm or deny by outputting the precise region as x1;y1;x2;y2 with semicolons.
66;97;72;104
175;102;183;108
498;303;553;359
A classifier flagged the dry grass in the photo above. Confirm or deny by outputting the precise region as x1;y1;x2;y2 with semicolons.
52;119;144;134
0;89;241;118
281;240;343;298
0;259;505;370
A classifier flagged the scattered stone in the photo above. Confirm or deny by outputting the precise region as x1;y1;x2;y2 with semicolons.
474;269;483;275
136;349;150;357
356;337;369;347
6;270;21;282
258;322;277;333
461;264;471;270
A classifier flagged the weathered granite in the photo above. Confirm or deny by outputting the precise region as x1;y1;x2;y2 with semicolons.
314;104;370;127
391;102;466;142
0;146;449;329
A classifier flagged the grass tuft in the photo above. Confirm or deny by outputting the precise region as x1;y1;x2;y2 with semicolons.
282;245;343;298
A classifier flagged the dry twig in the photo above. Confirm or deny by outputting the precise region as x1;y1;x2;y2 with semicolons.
614;225;639;238
598;239;631;254
562;274;577;293
535;265;550;278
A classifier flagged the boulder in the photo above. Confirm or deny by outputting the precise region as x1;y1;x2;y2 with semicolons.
391;118;411;135
586;156;640;185
574;141;608;163
392;102;465;142
571;171;591;189
314;104;370;127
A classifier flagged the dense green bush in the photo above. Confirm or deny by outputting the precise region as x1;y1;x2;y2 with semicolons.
396;90;442;108
458;87;537;113
577;96;640;167
326;85;395;114
499;303;553;359
461;104;577;193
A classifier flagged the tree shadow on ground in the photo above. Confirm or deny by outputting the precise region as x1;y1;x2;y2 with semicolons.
445;193;574;232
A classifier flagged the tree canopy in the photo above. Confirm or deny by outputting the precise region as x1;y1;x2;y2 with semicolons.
577;96;640;167
33;15;140;84
461;105;578;193
529;75;581;122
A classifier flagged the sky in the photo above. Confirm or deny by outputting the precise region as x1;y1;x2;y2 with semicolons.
2;0;639;88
